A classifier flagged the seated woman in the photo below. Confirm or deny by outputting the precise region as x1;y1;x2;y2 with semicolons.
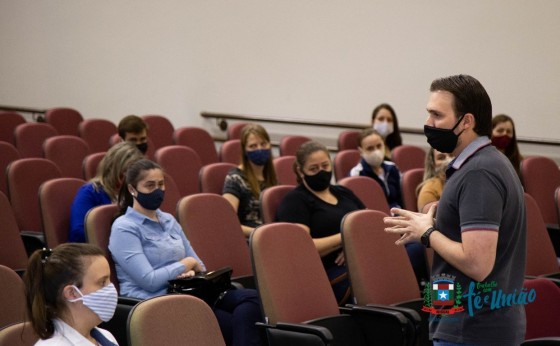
223;124;278;237
492;114;523;178
69;142;144;242
277;141;365;305
416;148;454;212
371;103;402;158
350;128;403;209
24;243;119;345
109;159;261;346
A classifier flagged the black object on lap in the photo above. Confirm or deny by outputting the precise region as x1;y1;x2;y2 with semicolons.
167;266;233;306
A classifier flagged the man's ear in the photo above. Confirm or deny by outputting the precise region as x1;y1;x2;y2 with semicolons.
463;113;475;129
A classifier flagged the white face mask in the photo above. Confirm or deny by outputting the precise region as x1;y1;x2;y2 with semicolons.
362;149;385;168
373;121;394;138
68;283;118;322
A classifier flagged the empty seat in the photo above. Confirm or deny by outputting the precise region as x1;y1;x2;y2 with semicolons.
173;127;219;166
338;176;391;214
78;118;117;153
0;141;20;196
226;122;249;140
0;111;26;145
391;145;426;173
333;149;360;181
260;185;294;224
219;139;242;165
0;192;28;274
14;122;58;158
6;158;62;235
142;114;174;151
159;173;181;216
43;135;90;178
521;156;560;227
337;130;360;151
39;177;86;248
0;265;27;329
154;145;202;197
128;295;225;346
82;152;106;180
279;135;311;156
199;162;236;194
273;155;297;186
0;321;39;346
44;107;83;136
523;278;560;342
401;167;425;212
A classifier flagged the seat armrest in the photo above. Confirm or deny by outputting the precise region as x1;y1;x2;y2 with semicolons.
256;321;332;346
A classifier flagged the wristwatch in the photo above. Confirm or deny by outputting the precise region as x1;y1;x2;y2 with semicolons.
421;227;436;248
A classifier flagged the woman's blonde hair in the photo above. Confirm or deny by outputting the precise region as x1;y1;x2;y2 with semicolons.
92;142;144;200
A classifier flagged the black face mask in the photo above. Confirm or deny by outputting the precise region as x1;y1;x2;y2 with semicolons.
304;170;332;192
134;188;165;210
136;142;148;155
424;114;465;153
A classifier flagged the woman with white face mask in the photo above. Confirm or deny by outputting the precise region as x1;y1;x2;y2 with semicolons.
24;243;119;345
371;103;402;158
350;128;403;209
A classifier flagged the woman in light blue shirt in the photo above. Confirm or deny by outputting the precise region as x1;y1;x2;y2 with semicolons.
109;159;261;346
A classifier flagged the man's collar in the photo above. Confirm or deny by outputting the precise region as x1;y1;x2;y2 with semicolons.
446;136;491;178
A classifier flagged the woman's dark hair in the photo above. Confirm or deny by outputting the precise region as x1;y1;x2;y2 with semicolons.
371;103;402;151
117;159;163;215
293;141;330;185
492;114;522;176
240;124;278;197
430;74;492;137
23;244;104;339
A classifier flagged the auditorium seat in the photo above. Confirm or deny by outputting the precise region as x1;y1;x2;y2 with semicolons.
260;185;294;224
337;130;360;151
0;142;20;196
199;162;236;194
338;176;390;214
154;145;202;197
0;192;28;274
82;152;106;180
273;156;297;186
44;107;83;136
0;111;26;145
219;139;242;165
391;145;426;173
43;135;90;178
173;127;219;166
333;149;360;181
142;114;174;152
278;135;310;156
401;168;425;212
78;118;117;153
14;122;58;158
226;122;249;140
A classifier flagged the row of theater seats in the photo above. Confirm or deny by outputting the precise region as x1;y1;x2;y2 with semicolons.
2;195;559;344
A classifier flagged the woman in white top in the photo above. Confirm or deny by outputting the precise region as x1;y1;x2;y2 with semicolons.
23;243;119;345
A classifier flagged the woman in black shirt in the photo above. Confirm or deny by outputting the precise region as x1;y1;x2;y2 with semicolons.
277;141;365;305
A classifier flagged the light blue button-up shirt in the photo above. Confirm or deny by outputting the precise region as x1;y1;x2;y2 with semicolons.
109;207;205;299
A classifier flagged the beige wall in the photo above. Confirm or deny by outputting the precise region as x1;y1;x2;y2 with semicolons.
1;1;559;160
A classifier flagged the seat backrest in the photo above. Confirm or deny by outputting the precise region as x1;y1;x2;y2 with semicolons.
0;321;39;346
337;130;360;151
173;127;219;166
44;107;83;136
391;145;426;173
523;278;560;340
226;122;249;140
142;114;174;151
260;185;295;224
84;204;120;291
401;168;425;212
0;141;20;196
556;186;560;228
250;223;340;324
154;145;201;197
0;192;27;273
82;152;106;181
199;162;236;194
337;176;390;214
521;156;560;226
0;111;26;145
278;135;311;156
14;122;58;158
6;158;62;233
341;209;420;305
78;118;117;153
128;294;225;346
524;193;559;276
159;173;181;216
333;149;360;181
43;135;90;178
0;265;27;329
273;155;297;186
176;194;252;278
39;177;86;248
219;139;242;165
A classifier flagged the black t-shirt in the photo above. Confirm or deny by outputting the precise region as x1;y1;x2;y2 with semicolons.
276;184;365;268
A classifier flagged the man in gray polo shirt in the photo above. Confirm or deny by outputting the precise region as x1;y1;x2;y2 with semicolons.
384;74;526;345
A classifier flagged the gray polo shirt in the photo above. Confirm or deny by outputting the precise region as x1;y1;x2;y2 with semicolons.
430;136;526;345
